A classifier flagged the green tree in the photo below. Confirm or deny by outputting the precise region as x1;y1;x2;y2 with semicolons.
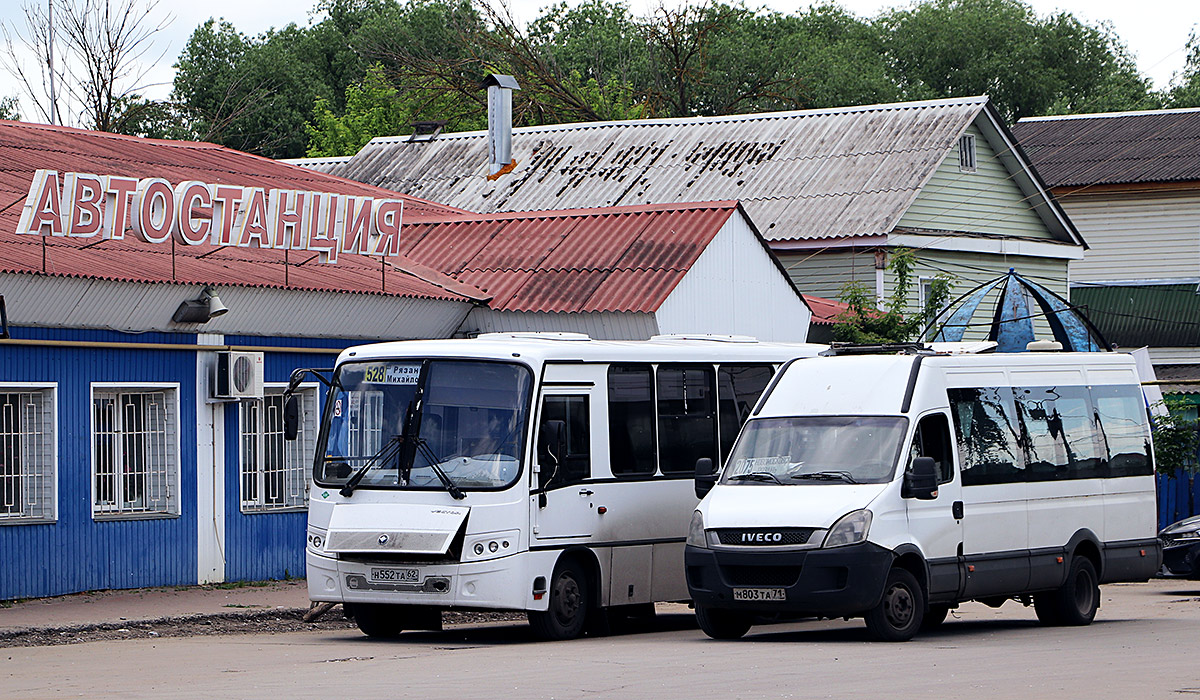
0;96;18;120
832;248;953;344
1166;30;1200;107
1152;396;1200;476
878;0;1156;121
306;64;409;156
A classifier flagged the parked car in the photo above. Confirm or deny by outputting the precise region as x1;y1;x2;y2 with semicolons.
1160;514;1200;579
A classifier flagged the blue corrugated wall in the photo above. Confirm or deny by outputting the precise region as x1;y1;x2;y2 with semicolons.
1158;471;1200;530
1;327;198;599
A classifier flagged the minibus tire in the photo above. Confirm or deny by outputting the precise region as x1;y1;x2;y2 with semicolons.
864;568;924;642
353;603;405;638
1049;557;1100;626
695;604;751;640
528;561;589;640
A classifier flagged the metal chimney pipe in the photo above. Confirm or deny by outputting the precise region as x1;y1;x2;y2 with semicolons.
483;74;520;179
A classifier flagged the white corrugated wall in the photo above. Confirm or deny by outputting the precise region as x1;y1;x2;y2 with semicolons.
655;212;812;342
1058;191;1200;283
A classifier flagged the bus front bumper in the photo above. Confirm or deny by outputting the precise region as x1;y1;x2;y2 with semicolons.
685;542;894;617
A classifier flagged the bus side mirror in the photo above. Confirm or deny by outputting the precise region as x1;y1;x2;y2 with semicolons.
904;456;938;500
537;419;567;490
695;457;716;498
283;395;299;441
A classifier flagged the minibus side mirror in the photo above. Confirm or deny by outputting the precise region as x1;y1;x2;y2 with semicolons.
904;456;939;500
537;419;567;491
283;395;299;441
695;457;716;499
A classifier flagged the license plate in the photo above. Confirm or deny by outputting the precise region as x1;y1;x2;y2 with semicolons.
733;587;785;602
370;567;420;583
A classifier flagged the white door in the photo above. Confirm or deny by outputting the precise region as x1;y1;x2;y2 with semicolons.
903;411;963;600
532;365;604;542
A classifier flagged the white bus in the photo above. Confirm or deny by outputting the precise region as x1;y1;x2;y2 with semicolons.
293;333;825;640
685;347;1162;641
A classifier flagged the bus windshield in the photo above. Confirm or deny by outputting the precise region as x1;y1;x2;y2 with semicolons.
722;416;909;485
316;359;533;491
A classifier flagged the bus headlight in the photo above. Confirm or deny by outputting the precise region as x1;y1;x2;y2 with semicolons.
823;509;872;548
687;510;708;548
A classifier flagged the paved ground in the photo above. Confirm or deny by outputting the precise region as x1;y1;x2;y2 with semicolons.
2;579;1199;699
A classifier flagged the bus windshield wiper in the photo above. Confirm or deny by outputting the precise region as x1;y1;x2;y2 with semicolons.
414;439;465;500
728;472;784;484
789;470;859;484
339;435;404;497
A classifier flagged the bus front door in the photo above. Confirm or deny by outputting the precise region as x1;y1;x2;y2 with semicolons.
532;371;602;542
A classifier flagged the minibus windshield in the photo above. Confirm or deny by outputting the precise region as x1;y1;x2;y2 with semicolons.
722;416;909;485
315;359;533;491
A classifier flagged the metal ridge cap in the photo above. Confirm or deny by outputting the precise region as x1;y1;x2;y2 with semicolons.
1018;106;1200;123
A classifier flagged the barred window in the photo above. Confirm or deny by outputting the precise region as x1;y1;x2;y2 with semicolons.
0;387;56;523
240;387;316;512
92;386;179;518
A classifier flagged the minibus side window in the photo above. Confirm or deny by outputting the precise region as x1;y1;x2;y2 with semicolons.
1014;386;1104;481
539;395;591;485
948;387;1024;486
608;364;657;477
717;364;775;462
657;364;717;475
1091;384;1153;477
910;413;955;484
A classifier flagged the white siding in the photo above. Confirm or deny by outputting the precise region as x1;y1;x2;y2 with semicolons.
899;124;1053;240
1059;190;1200;283
461;309;660;340
655;214;812;342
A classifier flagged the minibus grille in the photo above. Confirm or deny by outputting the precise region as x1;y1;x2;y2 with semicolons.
721;565;802;587
715;528;815;546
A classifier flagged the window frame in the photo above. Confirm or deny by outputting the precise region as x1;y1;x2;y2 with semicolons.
238;383;318;513
958;134;977;173
0;383;58;525
90;382;181;521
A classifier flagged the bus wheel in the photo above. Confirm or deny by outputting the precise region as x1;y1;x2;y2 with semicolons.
353;603;406;638
695;605;751;640
528;561;589;640
1041;557;1099;627
865;568;924;642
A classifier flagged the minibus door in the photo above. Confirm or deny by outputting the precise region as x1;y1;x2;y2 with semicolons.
904;412;964;600
532;370;603;541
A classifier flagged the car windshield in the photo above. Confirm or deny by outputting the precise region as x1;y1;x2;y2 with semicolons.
316;359;533;491
721;415;909;485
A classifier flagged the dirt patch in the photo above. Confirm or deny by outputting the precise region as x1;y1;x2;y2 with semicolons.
0;607;527;649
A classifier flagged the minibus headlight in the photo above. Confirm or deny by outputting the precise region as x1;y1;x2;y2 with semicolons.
823;509;872;548
687;510;708;548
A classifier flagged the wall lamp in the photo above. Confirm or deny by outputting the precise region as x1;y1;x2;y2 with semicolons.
172;287;229;324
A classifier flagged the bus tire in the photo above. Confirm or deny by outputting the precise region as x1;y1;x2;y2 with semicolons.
528;560;589;640
1048;556;1100;626
864;568;924;642
353;603;406;638
695;605;751;640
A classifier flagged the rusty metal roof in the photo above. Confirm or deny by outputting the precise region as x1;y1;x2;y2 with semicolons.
1013;108;1200;188
399;202;739;313
324;97;995;242
0;120;487;303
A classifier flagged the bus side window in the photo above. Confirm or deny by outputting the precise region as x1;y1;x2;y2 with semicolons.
608;364;657;477
657;364;717;475
539;396;591;486
911;413;955;484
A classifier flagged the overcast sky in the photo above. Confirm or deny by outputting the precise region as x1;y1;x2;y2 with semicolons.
0;0;1196;125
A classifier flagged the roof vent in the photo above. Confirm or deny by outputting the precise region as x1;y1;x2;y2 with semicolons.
1026;339;1063;352
408;121;446;143
475;332;591;342
482;74;520;179
650;334;758;343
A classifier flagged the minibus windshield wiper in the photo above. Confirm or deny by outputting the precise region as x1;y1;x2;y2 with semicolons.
339;435;404;497
728;472;784;484
413;440;466;500
789;470;859;484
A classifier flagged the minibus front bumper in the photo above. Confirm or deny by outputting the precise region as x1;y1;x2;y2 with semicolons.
685;542;894;616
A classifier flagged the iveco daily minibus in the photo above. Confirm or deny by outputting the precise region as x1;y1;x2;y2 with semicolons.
685;346;1161;641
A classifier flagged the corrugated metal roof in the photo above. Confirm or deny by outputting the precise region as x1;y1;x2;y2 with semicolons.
1013;108;1200;188
323;97;992;242
802;294;850;325
0;120;487;303
1070;283;1200;348
399;202;738;313
1153;364;1200;395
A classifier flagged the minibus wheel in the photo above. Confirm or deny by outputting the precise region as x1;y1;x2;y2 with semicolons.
864;568;924;642
695;604;751;640
528;560;590;640
1035;557;1099;627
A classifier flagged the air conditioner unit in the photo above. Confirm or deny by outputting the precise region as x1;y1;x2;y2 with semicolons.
214;351;264;399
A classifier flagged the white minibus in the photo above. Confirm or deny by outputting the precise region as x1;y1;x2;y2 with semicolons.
685;346;1161;641
294;333;824;640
